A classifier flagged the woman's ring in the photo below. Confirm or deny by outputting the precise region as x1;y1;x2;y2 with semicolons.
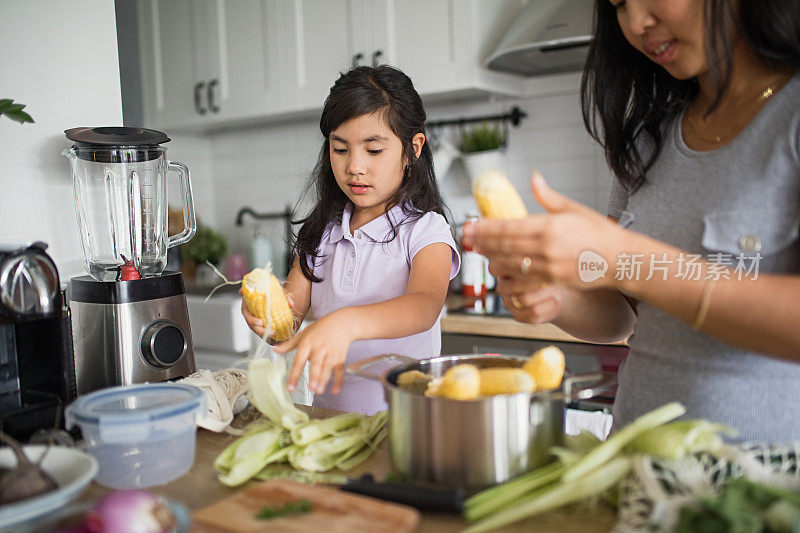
510;295;522;309
520;256;533;275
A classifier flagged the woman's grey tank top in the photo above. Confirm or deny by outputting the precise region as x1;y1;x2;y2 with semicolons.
607;71;800;443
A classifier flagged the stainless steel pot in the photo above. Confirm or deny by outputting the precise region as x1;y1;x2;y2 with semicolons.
347;353;614;489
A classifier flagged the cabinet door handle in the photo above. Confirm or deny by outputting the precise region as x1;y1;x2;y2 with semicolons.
352;53;364;68
193;82;207;115
371;50;383;67
207;79;220;113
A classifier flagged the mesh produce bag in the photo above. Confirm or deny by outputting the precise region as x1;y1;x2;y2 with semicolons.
613;443;800;532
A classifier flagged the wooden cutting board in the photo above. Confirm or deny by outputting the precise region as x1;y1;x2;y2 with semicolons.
192;479;421;532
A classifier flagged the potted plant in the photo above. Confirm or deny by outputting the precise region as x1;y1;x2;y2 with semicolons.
180;225;228;285
458;122;506;181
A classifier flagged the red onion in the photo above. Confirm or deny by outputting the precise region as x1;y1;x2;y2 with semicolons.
84;490;176;533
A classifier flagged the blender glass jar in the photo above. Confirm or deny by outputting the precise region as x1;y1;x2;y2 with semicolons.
64;127;195;281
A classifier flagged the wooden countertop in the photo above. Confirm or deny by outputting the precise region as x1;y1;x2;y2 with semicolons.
442;294;628;347
72;405;616;532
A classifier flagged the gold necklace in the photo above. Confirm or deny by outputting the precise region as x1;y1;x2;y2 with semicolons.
685;77;788;144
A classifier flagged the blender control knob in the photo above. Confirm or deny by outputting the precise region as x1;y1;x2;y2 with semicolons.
141;321;186;367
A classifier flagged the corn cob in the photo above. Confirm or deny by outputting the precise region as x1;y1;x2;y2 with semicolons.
522;346;565;390
425;364;481;400
471;170;528;219
478;368;536;396
396;370;432;395
241;267;294;341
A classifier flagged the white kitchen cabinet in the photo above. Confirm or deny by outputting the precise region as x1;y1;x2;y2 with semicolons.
137;0;282;130
370;0;523;98
279;0;368;112
137;0;202;129
281;0;524;113
136;0;525;130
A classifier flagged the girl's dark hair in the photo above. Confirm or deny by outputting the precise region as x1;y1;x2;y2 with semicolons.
581;0;800;193
293;65;448;282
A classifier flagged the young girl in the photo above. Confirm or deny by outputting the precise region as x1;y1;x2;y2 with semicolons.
464;0;800;442
243;66;459;414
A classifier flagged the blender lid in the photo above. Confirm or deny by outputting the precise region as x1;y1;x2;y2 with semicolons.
66;383;204;426
65;126;170;147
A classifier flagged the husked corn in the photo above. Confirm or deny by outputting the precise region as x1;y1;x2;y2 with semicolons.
425;364;481;400
471;170;528;220
396;370;432;395
478;368;536;396
523;346;566;390
242;268;294;341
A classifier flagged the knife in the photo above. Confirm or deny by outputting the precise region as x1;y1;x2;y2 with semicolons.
339;474;465;513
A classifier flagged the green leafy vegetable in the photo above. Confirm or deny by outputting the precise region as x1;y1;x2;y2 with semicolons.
676;477;800;533
255;498;312;520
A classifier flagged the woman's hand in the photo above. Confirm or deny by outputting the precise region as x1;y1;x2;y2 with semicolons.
463;171;627;290
273;309;355;395
496;275;566;324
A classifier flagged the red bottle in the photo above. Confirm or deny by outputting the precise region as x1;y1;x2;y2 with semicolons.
461;216;486;298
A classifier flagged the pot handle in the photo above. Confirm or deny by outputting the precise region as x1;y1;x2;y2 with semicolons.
346;353;419;383
550;371;616;402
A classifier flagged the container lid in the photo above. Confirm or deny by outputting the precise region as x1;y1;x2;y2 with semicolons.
66;383;204;427
65;126;170;147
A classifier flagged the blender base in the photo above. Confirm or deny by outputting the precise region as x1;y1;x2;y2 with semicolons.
69;272;196;395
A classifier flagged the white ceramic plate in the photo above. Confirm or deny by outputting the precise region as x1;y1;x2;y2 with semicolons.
0;445;98;529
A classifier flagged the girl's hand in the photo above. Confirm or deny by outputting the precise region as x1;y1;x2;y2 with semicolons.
496;275;565;324
464;171;627;290
239;289;294;339
273;309;355;395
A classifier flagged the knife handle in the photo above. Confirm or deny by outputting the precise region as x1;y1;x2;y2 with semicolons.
340;474;464;513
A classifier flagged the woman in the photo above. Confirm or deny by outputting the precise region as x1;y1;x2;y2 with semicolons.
462;0;800;442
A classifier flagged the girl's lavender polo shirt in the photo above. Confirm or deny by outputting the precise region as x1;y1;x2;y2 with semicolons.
309;203;460;414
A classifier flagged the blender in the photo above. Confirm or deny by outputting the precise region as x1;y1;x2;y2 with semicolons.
64;127;197;395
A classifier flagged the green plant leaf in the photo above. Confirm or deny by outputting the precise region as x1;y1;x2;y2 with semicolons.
181;225;228;264
5;110;34;124
1;99;34;124
459;122;505;153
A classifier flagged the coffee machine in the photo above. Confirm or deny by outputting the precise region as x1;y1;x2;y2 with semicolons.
0;241;76;440
64;127;197;394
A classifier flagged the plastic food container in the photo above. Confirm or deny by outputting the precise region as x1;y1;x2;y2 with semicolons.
65;383;205;489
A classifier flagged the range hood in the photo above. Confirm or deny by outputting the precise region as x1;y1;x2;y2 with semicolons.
485;0;593;77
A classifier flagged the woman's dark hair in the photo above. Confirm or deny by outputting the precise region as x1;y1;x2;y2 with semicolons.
293;65;448;282
581;0;800;193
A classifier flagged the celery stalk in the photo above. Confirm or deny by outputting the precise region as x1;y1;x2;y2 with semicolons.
463;457;632;533
464;461;565;522
561;402;685;483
